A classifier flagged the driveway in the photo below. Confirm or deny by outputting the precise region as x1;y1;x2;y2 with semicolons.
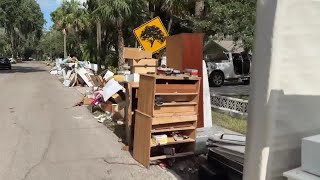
210;82;250;96
0;62;176;180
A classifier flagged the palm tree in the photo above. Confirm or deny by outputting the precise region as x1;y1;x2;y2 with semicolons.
94;0;131;67
51;7;68;58
51;0;86;58
161;0;188;33
195;0;204;18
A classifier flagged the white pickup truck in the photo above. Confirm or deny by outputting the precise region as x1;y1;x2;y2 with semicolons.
206;52;252;87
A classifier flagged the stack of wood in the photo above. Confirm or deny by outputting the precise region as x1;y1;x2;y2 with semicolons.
124;47;159;75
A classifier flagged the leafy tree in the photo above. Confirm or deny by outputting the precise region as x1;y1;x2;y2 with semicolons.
161;0;188;33
140;25;166;48
193;0;256;51
37;30;64;59
93;0;132;67
51;0;87;58
0;0;44;58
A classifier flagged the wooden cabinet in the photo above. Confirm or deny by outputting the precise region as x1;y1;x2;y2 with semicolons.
166;33;204;127
133;75;201;167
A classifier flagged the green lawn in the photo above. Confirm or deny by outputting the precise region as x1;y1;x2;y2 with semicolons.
212;111;247;134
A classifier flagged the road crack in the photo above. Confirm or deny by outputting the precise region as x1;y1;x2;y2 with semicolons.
22;132;53;180
103;159;143;168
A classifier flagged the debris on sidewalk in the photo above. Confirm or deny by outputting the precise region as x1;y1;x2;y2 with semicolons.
48;43;204;174
198;133;246;179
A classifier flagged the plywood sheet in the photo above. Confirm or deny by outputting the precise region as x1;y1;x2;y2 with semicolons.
133;111;152;167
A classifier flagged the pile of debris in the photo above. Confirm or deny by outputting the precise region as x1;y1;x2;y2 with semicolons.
49;57;102;87
199;133;246;180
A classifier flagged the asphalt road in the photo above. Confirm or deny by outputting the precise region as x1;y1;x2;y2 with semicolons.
210;82;250;96
0;62;175;180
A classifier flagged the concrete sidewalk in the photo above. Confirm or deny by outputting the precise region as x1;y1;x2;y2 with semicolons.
0;62;177;180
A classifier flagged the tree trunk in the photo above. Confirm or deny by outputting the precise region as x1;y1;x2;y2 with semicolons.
10;30;15;58
96;20;102;72
167;16;173;34
195;0;205;18
149;2;155;19
63;29;67;58
117;21;125;68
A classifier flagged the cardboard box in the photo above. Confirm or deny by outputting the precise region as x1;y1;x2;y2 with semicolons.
112;101;126;120
131;66;157;74
302;134;320;176
90;75;102;87
123;48;152;60
100;102;116;113
113;75;126;82
83;97;94;105
110;93;123;104
128;58;158;67
125;73;140;82
152;135;168;145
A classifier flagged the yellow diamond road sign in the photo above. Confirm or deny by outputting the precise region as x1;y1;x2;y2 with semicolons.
134;17;169;54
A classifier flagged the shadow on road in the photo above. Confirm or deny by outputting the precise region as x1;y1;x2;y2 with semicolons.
223;81;247;86
0;65;46;74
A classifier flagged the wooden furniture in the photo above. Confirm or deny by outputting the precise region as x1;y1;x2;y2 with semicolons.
166;33;204;128
127;58;159;74
133;75;201;167
123;47;152;59
123;82;139;149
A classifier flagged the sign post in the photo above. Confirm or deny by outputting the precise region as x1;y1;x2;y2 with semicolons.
133;17;169;54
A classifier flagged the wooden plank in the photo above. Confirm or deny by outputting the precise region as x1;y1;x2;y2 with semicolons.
129;82;139;88
152;114;197;125
150;137;195;147
133;111;152;167
161;95;197;103
152;126;196;133
161;102;197;106
154;105;196;114
131;66;157;74
150;152;194;161
123;47;152;59
153;112;197;117
137;75;155;116
156;84;197;93
124;82;140;149
155;93;198;96
143;74;200;80
128;58;158;67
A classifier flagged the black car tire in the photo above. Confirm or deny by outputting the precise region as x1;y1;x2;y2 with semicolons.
210;71;224;87
243;80;250;85
8;67;11;70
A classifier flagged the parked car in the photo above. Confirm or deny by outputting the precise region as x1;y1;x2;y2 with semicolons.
9;58;17;64
206;52;252;87
0;57;12;70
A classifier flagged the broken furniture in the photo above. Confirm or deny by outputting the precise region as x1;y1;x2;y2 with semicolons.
128;58;158;74
133;74;201;167
123;47;159;76
166;33;204;127
123;47;152;60
199;134;246;180
122;82;139;149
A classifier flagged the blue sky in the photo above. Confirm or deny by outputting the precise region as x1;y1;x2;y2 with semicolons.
36;0;86;30
36;0;60;30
